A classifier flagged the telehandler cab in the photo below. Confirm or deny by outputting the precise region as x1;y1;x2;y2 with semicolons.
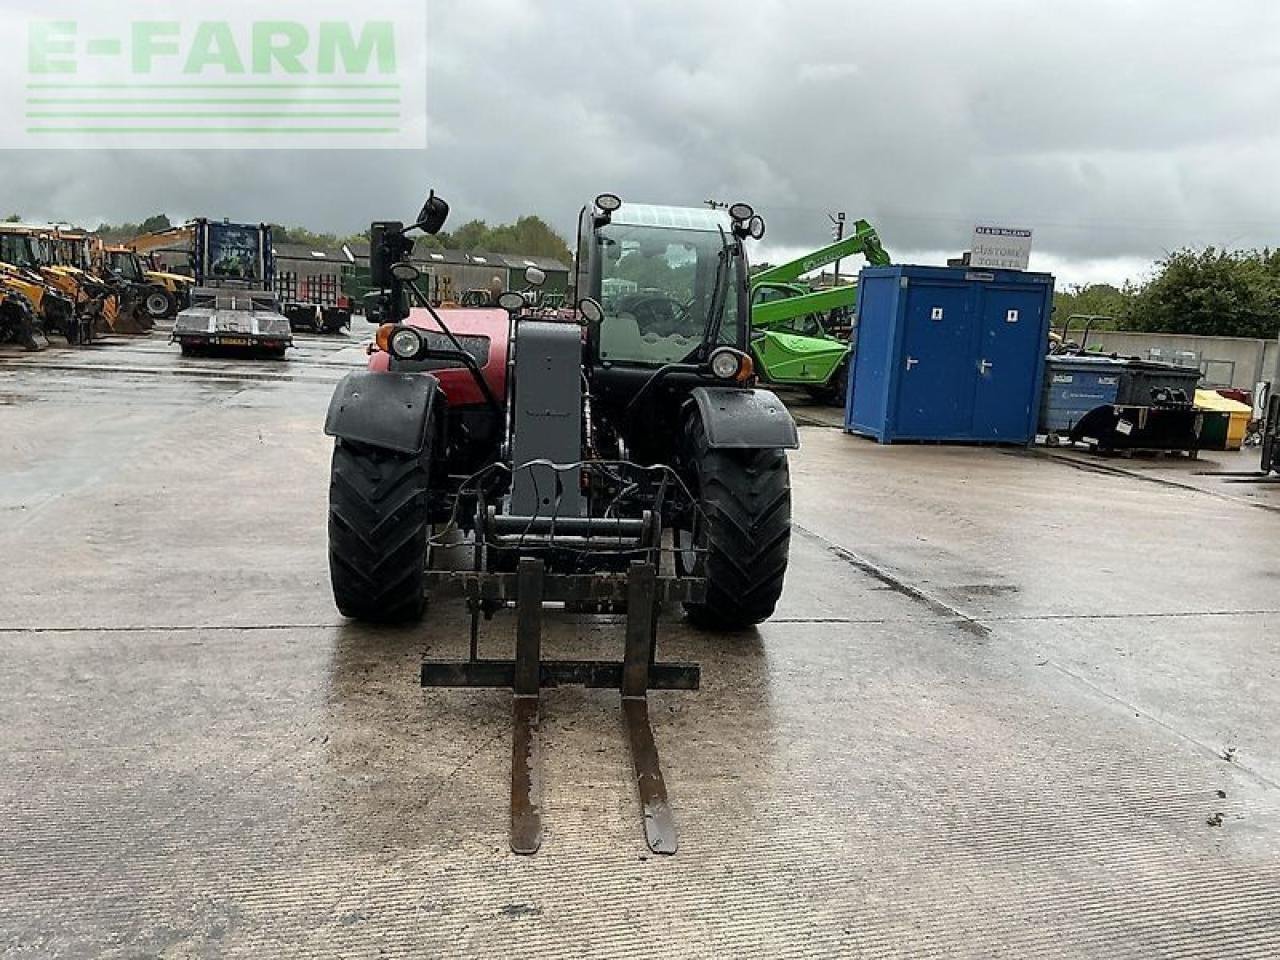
324;192;798;854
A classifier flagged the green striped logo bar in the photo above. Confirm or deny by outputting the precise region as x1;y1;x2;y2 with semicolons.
4;0;427;149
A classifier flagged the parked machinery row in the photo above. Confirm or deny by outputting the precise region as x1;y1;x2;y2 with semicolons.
0;222;188;351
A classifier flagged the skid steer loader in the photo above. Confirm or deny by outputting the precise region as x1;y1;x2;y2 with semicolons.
324;191;798;855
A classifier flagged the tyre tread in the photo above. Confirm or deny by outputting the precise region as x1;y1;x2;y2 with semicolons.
682;417;792;630
328;439;431;622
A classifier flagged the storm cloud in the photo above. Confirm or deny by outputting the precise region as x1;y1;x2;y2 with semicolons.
2;0;1278;284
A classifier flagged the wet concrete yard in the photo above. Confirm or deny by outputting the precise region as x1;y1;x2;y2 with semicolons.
2;331;1278;958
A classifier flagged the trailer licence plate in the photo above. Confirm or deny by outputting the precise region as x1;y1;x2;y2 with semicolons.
219;337;251;346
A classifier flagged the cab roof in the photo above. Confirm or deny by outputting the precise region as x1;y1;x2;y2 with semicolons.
0;223;90;239
606;203;734;233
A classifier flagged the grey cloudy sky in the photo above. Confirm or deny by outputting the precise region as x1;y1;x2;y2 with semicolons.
3;0;1279;286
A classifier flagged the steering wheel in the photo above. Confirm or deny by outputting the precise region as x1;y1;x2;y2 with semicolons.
617;292;691;336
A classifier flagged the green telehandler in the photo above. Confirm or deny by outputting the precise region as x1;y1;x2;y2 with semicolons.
749;219;890;404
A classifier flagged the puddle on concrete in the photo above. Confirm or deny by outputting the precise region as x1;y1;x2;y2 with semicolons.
956;583;1020;597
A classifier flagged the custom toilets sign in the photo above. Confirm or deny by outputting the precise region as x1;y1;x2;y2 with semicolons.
970;225;1033;271
2;0;427;149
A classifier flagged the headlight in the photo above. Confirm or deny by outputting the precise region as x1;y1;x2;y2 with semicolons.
709;346;752;381
389;326;423;360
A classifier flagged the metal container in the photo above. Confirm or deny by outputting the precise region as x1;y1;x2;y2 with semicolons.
846;265;1054;444
1040;355;1202;435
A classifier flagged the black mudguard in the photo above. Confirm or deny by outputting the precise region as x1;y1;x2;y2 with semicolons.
324;371;442;456
688;386;800;450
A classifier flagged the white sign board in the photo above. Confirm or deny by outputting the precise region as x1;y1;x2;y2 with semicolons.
970;226;1033;271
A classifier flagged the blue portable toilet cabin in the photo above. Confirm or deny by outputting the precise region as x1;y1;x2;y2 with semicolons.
846;264;1054;445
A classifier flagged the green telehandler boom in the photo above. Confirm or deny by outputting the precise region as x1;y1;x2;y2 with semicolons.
749;219;890;404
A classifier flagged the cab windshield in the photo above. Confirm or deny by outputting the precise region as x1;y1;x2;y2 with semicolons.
109;252;143;281
58;240;90;270
597;223;740;365
32;237;56;267
0;233;39;269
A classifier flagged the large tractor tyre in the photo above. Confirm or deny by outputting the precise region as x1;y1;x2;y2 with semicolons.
328;439;433;623
144;287;175;320
676;417;792;630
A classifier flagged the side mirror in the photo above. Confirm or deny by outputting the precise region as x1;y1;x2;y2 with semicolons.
524;266;546;288
414;191;450;236
369;220;408;288
498;291;526;312
578;297;605;324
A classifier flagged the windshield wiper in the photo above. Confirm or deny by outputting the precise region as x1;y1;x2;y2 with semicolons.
694;227;734;361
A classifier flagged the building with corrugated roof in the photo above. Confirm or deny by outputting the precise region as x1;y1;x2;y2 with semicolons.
334;241;569;307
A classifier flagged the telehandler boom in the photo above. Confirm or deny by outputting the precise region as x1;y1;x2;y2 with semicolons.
748;219;890;402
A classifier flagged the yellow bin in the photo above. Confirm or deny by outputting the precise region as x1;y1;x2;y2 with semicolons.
1195;390;1251;450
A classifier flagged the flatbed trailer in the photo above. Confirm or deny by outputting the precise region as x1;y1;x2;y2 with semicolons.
172;288;293;358
147;218;294;359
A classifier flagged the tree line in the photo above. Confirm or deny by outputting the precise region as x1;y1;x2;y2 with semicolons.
9;206;1279;338
1054;248;1280;340
76;213;573;266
